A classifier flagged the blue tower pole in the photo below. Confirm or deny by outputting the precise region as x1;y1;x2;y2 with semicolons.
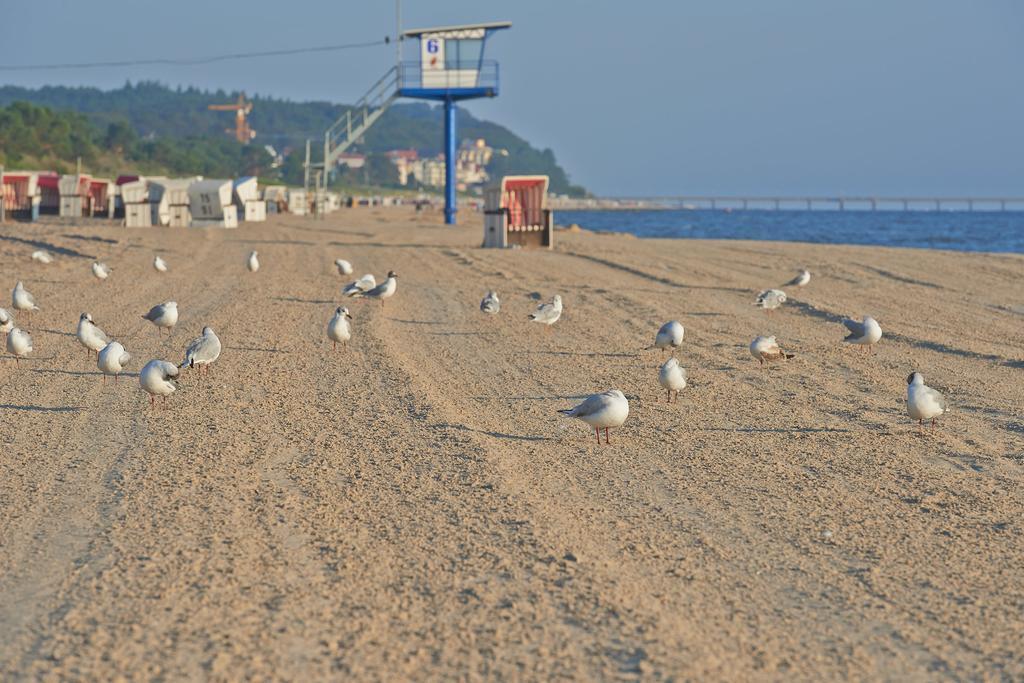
444;97;457;224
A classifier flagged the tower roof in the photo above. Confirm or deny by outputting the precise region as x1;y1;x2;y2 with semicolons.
402;21;511;39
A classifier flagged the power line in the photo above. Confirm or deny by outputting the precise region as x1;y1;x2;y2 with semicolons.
0;38;390;71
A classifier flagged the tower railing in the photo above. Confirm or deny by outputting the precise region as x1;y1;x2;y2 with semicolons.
324;65;401;157
397;60;499;91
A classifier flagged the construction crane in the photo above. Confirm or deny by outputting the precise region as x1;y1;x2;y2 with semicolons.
208;93;255;144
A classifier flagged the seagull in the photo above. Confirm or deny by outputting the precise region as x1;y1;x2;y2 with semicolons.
755;289;787;311
907;372;948;432
842;315;882;351
92;262;112;281
140;359;179;407
558;389;630;445
179;326;221;375
6;328;32;364
76;312;110;357
327;307;352;350
342;274;376;297
31;250;54;264
352;271;397;308
529;295;562;328
6;325;31;362
142;301;178;335
11;281;39;324
653;320;684;355
0;308;13;337
749;335;795;366
247;250;259;273
480;291;500;314
334;258;354;276
153;255;168;273
659;357;687;403
98;341;130;383
785;269;811;287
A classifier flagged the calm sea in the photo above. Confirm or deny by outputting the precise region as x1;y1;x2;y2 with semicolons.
556;209;1024;254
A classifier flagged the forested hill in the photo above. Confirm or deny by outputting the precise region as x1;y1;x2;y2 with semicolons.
0;82;586;196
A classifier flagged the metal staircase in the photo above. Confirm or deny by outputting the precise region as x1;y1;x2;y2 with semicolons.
321;66;401;173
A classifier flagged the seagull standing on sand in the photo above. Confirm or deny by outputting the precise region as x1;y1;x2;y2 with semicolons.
98;341;131;383
179;326;222;375
480;291;500;314
842;315;882;351
142;301;178;335
0;308;13;337
750;335;795;366
76;312;110;357
335;259;354;276
327;307;352;350
92;262;112;281
755;289;787;311
353;271;398;308
659;357;687;403
153;255;168;273
907;372;947;432
31;250;54;264
12;281;40;322
785;269;811;287
342;274;376;297
6;328;32;364
529;295;562;328
558;389;630;445
247;250;259;273
140;359;179;407
653;320;684;355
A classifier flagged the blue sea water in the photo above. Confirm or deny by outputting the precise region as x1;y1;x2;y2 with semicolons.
556;209;1024;254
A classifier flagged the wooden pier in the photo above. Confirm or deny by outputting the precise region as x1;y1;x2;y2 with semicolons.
551;195;1024;212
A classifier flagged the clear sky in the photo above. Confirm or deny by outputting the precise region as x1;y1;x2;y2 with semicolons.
3;1;1022;197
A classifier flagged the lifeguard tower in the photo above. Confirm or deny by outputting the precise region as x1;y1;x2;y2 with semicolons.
483;175;553;249
313;20;510;225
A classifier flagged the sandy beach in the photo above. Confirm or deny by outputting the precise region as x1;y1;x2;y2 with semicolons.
0;208;1022;680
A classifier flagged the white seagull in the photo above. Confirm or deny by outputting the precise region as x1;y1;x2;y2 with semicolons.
352;271;397;308
907;372;948;432
76;312;110;357
247;250;260;273
179;326;222;375
142;301;178;335
140;359;179;407
749;335;795;367
342;274;376;297
6;325;32;362
31;250;54;264
558;389;630;445
92;262;112;281
0;307;13;337
755;289;787;311
98;341;131;383
6;328;33;364
785;269;811;287
334;258;354;276
842;315;882;351
153;255;168;273
12;281;40;321
480;291;500;314
529;295;562;328
659;357;687;403
327;306;353;350
653;320;684;355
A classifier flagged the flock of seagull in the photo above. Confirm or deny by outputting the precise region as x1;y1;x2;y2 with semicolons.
1;247;402;408
483;266;945;443
2;247;947;436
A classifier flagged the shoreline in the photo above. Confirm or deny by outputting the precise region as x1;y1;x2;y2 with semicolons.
557;207;1024;254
